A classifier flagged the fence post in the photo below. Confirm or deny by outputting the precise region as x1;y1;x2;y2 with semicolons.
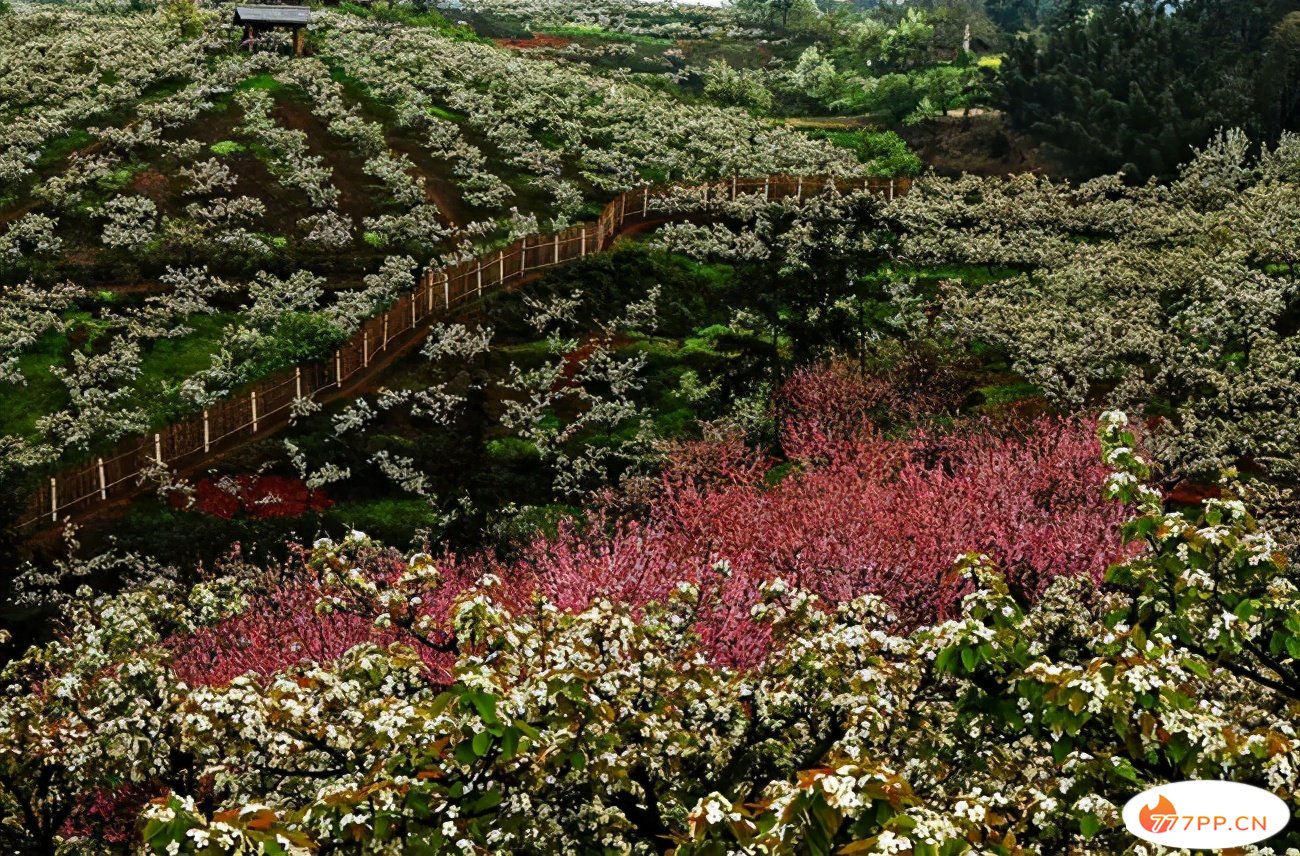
444;272;450;308
363;331;370;367
521;238;528;274
580;228;586;256
888;178;895;202
98;457;106;500
427;278;434;312
383;314;389;349
553;234;559;265
476;263;482;297
295;367;302;399
410;295;416;327
154;433;163;464
619;193;625;223
764;177;770;200
336;350;343;388
498;249;504;283
796;176;803;202
731;175;737;200
642;185;648;215
203;409;210;452
250;392;258;433
50;478;57;523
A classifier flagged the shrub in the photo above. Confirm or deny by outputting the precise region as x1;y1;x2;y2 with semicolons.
244;312;347;377
801;128;922;176
512;414;1126;663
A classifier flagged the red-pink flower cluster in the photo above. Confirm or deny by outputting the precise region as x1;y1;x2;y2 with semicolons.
516;421;1126;665
171;548;476;686
170;363;1130;679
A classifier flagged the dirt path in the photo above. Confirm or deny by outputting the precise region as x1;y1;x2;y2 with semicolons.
781;115;883;130
386;135;470;229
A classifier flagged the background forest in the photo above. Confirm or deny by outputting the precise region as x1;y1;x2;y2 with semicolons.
2;0;1300;853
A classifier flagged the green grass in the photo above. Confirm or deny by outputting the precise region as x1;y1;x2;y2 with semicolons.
234;73;286;93
0;313;235;442
210;140;246;156
36;129;94;170
99;161;147;193
976;382;1042;407
0;330;71;439
862;264;1020;288
672;256;734;289
143;315;231;374
427;104;462;122
323;497;444;545
487;503;579;544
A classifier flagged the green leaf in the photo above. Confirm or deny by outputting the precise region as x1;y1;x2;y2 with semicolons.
472;730;492;757
428;690;456;718
1286;636;1300;660
469;787;503;813
500;727;520;761
469;691;499;725
1111;757;1140;784
453;740;477;766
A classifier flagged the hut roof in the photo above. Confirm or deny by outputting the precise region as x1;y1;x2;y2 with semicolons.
233;5;313;25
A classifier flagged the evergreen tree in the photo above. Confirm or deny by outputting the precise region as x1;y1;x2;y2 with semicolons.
999;0;1300;179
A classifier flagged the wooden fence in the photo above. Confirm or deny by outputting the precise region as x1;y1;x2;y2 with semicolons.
16;174;909;531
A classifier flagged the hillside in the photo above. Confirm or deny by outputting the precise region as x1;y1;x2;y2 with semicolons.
2;1;1300;854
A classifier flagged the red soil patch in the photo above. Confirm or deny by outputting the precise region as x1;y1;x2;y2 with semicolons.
128;168;171;203
1165;480;1222;505
173;474;333;519
495;36;575;49
556;334;635;387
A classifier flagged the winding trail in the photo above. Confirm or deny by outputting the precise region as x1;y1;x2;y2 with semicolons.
15;174;908;537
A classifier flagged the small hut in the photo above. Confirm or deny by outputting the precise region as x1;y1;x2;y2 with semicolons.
233;5;313;56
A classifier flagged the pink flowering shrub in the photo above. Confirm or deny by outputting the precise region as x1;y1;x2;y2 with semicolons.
171;363;1130;680
61;782;166;847
775;358;956;456
171;545;473;686
493;363;1127;663
516;419;1127;666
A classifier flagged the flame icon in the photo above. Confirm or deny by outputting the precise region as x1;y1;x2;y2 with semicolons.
1139;794;1179;834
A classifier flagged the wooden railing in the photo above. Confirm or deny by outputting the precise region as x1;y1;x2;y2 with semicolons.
16;174;909;531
